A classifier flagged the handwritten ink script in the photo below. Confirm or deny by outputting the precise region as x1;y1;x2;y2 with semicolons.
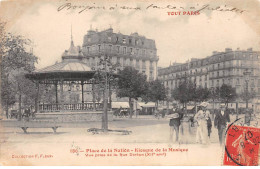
57;1;246;14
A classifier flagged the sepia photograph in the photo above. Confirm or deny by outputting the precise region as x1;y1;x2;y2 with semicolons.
0;0;259;166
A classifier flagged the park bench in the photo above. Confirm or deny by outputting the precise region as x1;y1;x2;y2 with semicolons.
19;117;60;134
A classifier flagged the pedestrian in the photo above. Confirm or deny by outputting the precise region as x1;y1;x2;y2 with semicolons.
154;108;160;119
167;105;183;143
207;114;212;138
244;108;251;126
194;102;211;145
214;103;230;145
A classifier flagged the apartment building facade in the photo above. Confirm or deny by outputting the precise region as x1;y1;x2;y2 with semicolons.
81;28;159;81
158;48;260;103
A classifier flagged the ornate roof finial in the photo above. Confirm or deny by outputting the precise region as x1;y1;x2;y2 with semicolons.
71;24;73;42
70;24;74;47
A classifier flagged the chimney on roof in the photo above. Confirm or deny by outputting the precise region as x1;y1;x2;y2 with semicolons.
213;51;218;55
247;48;253;51
225;48;232;52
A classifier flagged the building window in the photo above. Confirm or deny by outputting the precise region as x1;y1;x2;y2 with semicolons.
98;45;101;52
150;71;153;79
123;58;126;66
123;47;126;54
236;78;240;85
116;37;119;43
117;57;120;64
108;37;111;42
130;48;133;55
87;47;90;54
87;37;91;42
129;39;132;44
136;48;139;55
136;60;139;68
251;79;255;86
217;71;219;77
123;38;126;44
109;45;112;52
130;59;133;66
142;50;146;56
142;60;146;68
117;46;120;53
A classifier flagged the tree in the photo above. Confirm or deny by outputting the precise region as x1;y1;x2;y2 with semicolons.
0;21;38;119
92;56;118;131
239;90;256;106
193;86;210;103
219;84;237;105
171;79;195;113
117;66;148;118
209;87;220;113
142;79;167;107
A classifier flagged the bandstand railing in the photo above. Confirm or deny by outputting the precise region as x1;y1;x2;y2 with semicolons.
39;103;104;112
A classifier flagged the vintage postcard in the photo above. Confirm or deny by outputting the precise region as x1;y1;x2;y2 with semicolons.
0;0;260;166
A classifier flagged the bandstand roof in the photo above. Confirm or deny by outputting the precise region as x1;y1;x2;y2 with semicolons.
34;61;92;73
26;60;95;81
26;39;95;82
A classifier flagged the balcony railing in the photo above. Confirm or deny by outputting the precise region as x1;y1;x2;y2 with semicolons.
39;103;104;112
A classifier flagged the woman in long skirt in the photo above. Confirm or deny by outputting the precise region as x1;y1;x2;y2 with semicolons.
194;102;210;145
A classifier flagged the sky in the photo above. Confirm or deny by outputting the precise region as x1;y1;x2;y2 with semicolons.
1;0;260;69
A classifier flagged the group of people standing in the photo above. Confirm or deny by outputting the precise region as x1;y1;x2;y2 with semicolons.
167;102;230;145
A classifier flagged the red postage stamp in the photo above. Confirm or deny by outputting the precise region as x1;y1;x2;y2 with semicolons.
224;124;260;166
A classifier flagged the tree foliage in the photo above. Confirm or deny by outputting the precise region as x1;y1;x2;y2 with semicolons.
193;86;210;103
219;84;237;104
117;66;148;118
171;80;195;104
239;90;256;102
0;21;38;119
209;87;220;102
142;79;167;106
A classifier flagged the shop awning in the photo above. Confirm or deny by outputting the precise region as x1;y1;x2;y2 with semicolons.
112;102;129;109
187;105;194;110
138;102;156;108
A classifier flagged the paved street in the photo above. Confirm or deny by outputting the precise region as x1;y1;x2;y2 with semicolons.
1;114;259;165
1;114;253;144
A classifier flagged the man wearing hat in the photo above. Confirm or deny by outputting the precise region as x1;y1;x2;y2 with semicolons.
214;103;230;145
167;105;183;143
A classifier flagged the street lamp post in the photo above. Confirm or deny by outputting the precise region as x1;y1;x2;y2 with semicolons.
243;70;251;109
95;55;118;132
